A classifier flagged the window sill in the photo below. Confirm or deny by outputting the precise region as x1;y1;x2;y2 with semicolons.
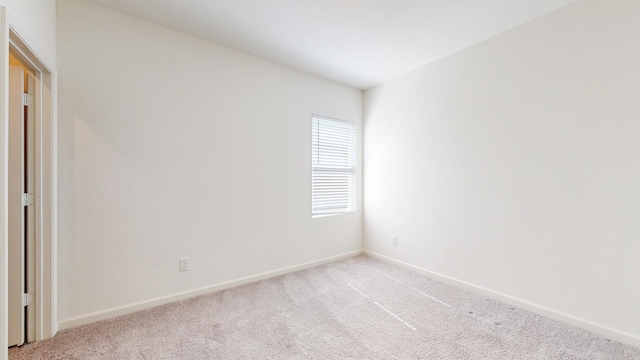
311;211;356;219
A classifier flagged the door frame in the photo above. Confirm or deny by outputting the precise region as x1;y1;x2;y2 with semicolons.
0;6;58;356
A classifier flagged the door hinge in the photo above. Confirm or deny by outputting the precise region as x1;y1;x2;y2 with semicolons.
22;293;34;307
22;193;34;207
22;93;34;107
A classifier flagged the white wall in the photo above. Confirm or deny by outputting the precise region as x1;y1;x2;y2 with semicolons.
0;9;9;359
0;0;56;67
364;0;640;346
57;0;362;324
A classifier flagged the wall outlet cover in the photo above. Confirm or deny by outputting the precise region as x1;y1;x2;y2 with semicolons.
179;258;190;271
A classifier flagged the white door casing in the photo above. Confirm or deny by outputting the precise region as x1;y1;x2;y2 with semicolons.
8;64;25;347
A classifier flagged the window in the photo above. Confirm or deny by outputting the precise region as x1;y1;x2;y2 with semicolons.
311;114;356;217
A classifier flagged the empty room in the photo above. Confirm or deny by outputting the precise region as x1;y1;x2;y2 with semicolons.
1;0;640;359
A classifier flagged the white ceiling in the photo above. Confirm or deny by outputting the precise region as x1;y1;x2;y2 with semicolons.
81;0;580;89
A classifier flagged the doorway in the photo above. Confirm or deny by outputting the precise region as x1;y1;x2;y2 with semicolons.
8;52;36;347
1;20;58;352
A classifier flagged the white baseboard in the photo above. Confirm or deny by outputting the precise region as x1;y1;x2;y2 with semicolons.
364;250;640;349
59;250;362;330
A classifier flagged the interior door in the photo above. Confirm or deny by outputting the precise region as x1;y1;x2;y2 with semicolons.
25;71;37;344
8;64;26;347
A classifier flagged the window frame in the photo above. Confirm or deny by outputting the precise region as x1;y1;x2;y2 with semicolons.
311;114;357;218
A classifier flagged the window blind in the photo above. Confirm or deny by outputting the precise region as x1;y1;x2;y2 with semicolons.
312;115;356;217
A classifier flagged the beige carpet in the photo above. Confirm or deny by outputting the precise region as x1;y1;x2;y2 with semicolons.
9;255;640;359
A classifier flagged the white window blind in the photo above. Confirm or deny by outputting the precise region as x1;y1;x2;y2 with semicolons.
312;115;356;217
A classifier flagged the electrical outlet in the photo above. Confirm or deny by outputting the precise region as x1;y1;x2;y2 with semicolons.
179;258;190;271
392;236;398;246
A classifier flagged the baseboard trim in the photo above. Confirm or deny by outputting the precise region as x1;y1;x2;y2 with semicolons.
59;250;362;330
364;250;640;349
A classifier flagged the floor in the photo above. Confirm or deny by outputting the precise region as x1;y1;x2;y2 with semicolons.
9;255;640;359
